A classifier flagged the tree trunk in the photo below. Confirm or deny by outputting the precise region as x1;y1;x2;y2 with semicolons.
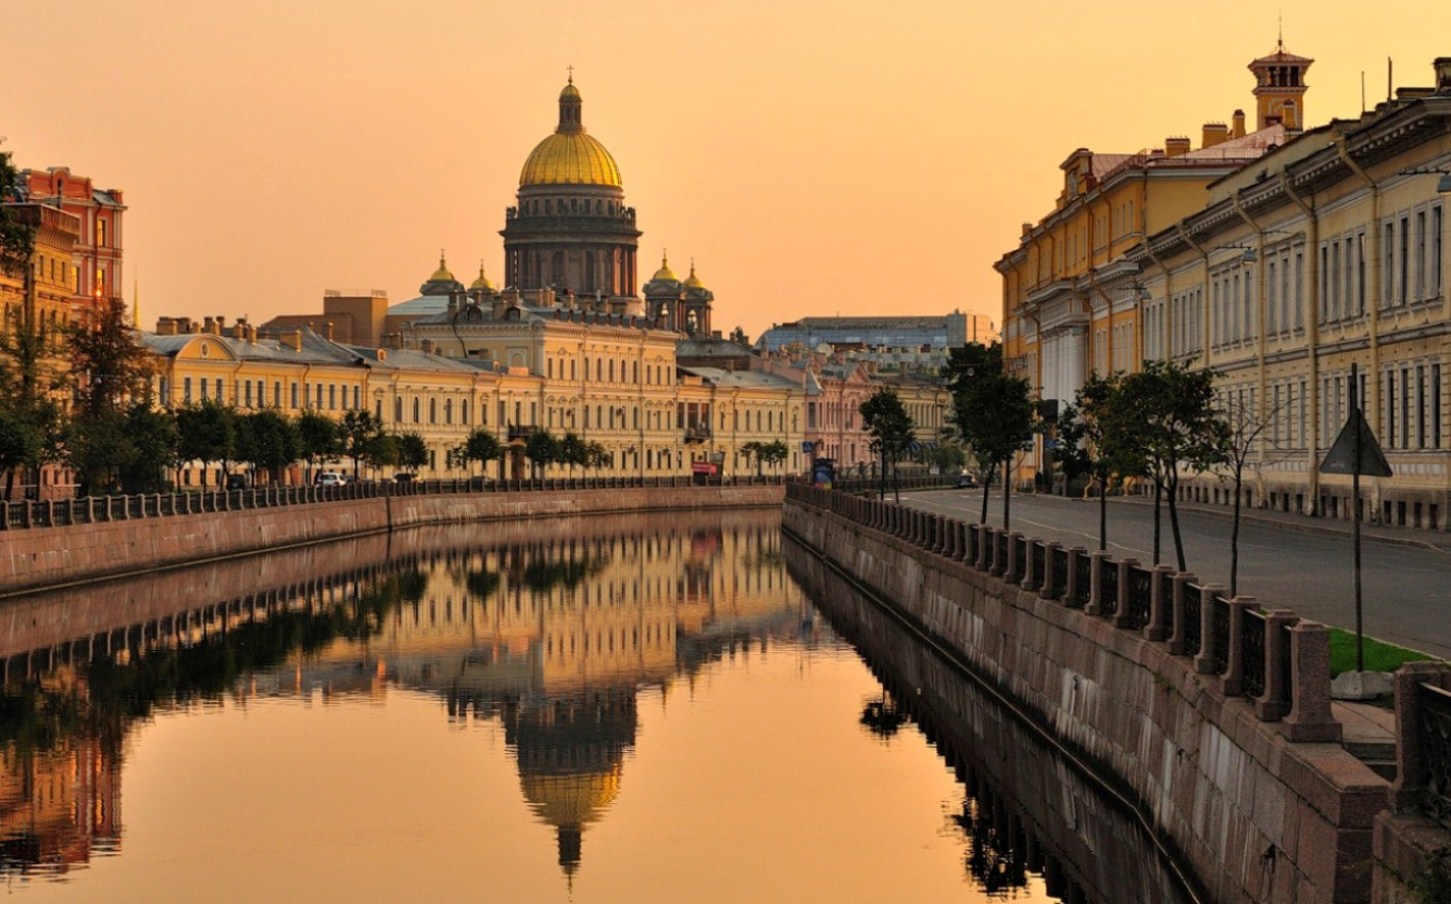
1097;470;1107;551
1003;460;1012;532
1166;477;1187;572
1230;465;1243;596
1152;480;1163;565
979;464;992;525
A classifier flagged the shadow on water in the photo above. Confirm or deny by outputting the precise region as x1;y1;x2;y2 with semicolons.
785;534;1200;904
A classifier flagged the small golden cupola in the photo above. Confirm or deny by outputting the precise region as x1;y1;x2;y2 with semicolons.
651;252;677;283
683;260;704;290
469;261;495;292
430;251;454;283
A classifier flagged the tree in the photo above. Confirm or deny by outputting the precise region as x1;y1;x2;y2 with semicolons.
117;405;178;493
954;368;1035;531
558;431;587;477
757;439;789;476
0;150;55;500
524;430;559;481
175;399;237;488
394;432;429;475
235;409;300;485
296;411;340;481
66;297;157;495
860;388;915;502
0;406;45;501
929;441;968;476
1116;360;1229;572
361;432;398;475
1218;391;1294;596
457;428;502;479
1054;373;1133;552
340;410;384;480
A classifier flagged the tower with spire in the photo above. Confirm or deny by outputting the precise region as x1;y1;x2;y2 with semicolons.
1249;33;1312;132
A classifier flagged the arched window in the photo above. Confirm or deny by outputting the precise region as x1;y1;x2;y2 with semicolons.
444;399;453;424
430;398;437;424
413;397;421;423
394;397;403;422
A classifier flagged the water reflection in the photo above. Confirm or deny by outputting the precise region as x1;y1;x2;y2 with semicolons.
0;510;813;887
786;537;1200;904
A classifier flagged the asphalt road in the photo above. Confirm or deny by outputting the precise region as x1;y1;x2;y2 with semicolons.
899;488;1451;659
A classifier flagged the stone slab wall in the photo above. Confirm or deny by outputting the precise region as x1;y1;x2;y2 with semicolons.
785;500;1390;904
0;486;783;595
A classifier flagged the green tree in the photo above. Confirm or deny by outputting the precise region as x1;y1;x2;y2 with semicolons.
954;368;1035;531
394;432;428;475
757;439;789;476
929;441;967;475
524;430;559;481
1115;360;1229;572
175;399;237;488
0;406;46;501
558;432;587;476
340;410;384;480
457;428;502;479
296;411;340;481
235;409;300;486
361;432;398;475
1054;373;1133;552
117;405;178;493
860;388;915;502
66;297;157;495
740;440;764;476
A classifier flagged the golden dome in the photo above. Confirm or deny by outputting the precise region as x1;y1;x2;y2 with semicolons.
651;253;677;282
469;262;494;291
430;251;454;282
684;260;704;289
519;81;623;188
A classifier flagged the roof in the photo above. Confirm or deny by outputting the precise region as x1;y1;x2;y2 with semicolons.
678;367;799;390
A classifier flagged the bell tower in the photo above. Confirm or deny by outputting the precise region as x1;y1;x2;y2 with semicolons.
1249;37;1312;132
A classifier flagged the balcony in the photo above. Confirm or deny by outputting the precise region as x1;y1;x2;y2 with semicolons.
683;425;712;443
507;424;540;442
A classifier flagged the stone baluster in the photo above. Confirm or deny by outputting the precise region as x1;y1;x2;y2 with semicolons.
973;525;990;570
1062;547;1086;606
1193;583;1226;674
1039;542;1062;600
1112;558;1140;629
1145;564;1174;641
1283;621;1343;742
1257;609;1298;721
1389;662;1451;811
1085;551;1110;616
1020;539;1039;591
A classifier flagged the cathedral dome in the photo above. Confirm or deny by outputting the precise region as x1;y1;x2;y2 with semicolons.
650;253;677;283
683;261;705;290
519;81;623;188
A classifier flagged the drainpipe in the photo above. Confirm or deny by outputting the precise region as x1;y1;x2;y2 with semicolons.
1231;194;1273;497
1085;269;1117;375
1280;171;1322;512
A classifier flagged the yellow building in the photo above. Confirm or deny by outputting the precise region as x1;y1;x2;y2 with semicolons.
996;45;1310;485
1129;56;1451;529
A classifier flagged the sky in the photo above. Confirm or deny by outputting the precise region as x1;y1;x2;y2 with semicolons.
3;0;1448;341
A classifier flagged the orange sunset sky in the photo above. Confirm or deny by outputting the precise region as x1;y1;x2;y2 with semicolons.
3;1;1447;340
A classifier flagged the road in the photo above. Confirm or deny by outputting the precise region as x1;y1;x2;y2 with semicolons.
897;488;1451;659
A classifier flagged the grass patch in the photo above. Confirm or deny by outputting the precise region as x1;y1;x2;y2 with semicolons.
1327;627;1436;676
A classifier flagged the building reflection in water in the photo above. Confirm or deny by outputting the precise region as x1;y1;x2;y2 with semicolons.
0;509;808;884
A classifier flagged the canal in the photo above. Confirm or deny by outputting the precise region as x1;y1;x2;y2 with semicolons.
0;508;1193;903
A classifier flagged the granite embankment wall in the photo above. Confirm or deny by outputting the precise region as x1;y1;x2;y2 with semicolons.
0;485;783;595
784;495;1390;904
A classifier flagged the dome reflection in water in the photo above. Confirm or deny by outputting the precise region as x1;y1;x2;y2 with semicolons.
0;509;1185;903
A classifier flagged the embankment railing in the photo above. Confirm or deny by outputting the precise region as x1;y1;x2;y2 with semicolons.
786;483;1344;743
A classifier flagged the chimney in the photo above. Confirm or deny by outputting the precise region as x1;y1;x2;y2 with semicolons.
216;316;226;334
1231;109;1247;138
246;324;257;344
282;330;302;352
156;317;177;336
325;321;334;341
203;316;215;334
1202;122;1229;147
1164;136;1191;158
231;321;245;339
1436;57;1451;94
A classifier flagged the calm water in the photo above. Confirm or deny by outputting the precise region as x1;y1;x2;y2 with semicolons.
0;509;1190;903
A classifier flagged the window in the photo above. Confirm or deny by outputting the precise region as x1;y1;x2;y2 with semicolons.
184;377;193;404
1401;215;1410;303
97;218;107;248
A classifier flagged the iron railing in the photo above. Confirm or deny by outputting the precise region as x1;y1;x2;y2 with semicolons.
1072;554;1092;608
1242;608;1268;699
1099;559;1119;616
1049;547;1068;599
1183;588;1203;656
1125;565;1152;629
1418;683;1451;828
1210;595;1232;674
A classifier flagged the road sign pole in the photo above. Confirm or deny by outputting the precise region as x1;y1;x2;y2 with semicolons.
1351;363;1364;673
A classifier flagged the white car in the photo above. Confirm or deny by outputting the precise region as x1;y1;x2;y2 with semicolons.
314;472;346;487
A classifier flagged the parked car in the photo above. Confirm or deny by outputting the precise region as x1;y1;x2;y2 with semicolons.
314;472;346;487
956;473;978;489
225;473;251;490
394;473;416;483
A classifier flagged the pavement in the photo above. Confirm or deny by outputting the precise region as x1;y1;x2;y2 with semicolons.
1108;490;1451;554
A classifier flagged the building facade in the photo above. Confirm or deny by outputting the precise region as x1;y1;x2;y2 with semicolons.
14;167;125;323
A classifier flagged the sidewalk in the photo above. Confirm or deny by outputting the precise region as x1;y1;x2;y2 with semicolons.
1102;491;1451;553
